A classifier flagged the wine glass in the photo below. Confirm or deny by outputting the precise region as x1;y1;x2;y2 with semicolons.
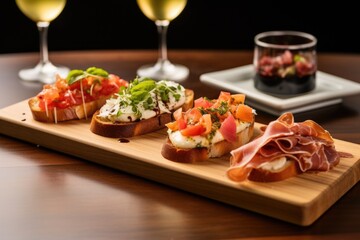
136;0;189;82
15;0;69;84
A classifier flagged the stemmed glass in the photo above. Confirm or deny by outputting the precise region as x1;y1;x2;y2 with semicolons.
15;0;69;84
136;0;189;82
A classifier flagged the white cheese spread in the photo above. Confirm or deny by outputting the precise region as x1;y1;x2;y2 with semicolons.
98;79;186;122
168;121;251;149
258;156;288;172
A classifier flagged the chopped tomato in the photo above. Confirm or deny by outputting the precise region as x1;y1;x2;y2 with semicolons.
166;117;187;132
185;108;202;124
168;90;255;140
235;104;254;123
229;105;237;115
177;118;187;130
194;97;213;108
218;91;231;102
55;78;68;91
181;124;206;137
36;73;128;111
219;114;237;142
56;99;71;109
166;121;179;131
231;94;246;104
38;87;59;103
199;114;212;136
212;91;231;109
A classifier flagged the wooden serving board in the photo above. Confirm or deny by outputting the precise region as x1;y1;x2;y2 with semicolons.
1;100;359;226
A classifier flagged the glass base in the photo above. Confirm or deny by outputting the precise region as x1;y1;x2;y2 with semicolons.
137;61;189;82
19;61;69;84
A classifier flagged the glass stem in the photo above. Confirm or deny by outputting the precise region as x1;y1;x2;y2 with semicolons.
155;20;170;67
37;21;50;65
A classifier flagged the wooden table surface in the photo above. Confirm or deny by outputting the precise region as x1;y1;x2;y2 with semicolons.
0;50;359;239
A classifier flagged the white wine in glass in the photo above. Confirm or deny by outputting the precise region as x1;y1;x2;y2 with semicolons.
136;0;189;82
15;0;69;84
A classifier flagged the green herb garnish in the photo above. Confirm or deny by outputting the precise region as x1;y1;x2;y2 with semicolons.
113;77;185;119
66;67;109;85
294;54;305;63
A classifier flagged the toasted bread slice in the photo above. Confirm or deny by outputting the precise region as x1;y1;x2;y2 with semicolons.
247;160;302;182
90;89;194;138
28;96;110;123
161;122;254;163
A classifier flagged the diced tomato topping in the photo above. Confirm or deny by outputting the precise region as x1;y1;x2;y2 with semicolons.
165;117;187;132
166;121;179;131
235;104;254;123
218;91;231;102
212;91;231;109
56;99;71;109
219;114;237;142
231;94;246;104
181;124;206;137
199;114;212;136
36;73;128;111
185;108;202;124
55;78;68;91
168;90;255;140
177;118;187;130
194;97;213;108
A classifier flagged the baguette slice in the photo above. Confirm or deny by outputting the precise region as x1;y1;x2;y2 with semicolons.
90;89;194;138
247;160;302;182
28;95;110;123
161;122;254;163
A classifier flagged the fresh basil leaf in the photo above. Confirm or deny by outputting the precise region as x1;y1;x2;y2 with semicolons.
66;69;85;84
130;80;156;95
86;67;109;77
66;67;110;85
131;90;149;104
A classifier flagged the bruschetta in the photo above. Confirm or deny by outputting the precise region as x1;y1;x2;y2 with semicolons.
90;77;194;138
28;67;128;123
161;91;256;163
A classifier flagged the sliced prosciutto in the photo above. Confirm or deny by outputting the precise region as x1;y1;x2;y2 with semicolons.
227;112;351;182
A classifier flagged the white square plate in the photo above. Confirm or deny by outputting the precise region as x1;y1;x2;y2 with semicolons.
200;65;360;115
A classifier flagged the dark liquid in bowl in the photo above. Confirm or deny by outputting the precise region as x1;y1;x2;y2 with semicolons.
254;73;316;95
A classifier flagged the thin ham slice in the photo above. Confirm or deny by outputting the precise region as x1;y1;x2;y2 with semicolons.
227;112;348;182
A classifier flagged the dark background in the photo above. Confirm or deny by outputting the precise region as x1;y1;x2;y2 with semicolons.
1;1;359;54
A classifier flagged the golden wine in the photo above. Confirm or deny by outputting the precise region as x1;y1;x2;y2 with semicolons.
16;0;66;22
137;0;187;21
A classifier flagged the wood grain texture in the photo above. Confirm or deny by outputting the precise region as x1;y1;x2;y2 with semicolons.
1;100;359;226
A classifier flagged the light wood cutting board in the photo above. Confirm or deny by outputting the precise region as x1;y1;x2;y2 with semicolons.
1;100;359;226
